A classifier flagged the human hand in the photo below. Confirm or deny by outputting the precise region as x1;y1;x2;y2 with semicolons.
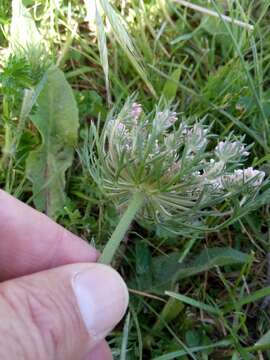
0;190;129;359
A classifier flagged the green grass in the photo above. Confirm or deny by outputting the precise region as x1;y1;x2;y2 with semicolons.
1;0;270;359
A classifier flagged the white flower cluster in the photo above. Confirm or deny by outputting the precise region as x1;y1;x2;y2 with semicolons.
215;140;249;162
221;167;265;188
87;98;265;228
199;167;265;192
154;110;178;131
131;102;142;120
186;124;208;156
200;140;264;191
106;101;265;192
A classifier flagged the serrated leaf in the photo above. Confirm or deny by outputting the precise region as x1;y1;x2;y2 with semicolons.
26;66;79;219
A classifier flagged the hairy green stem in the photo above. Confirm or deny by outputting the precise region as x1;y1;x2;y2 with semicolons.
99;192;144;265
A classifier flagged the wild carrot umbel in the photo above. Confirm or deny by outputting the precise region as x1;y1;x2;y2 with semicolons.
83;98;265;265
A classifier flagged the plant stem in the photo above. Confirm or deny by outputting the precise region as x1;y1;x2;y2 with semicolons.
99;191;144;265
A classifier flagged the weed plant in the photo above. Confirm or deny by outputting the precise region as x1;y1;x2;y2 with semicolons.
1;1;270;359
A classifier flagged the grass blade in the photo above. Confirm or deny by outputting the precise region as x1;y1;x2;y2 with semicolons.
98;0;157;97
166;291;222;315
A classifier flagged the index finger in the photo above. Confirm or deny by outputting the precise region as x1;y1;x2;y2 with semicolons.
0;190;99;280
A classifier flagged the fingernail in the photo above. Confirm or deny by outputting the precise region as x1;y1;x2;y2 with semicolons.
72;264;129;341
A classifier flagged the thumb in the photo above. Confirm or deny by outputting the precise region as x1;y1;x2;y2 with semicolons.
0;263;129;360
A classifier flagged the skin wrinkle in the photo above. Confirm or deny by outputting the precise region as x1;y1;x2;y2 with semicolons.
0;283;42;359
40;284;85;358
0;271;90;360
0;278;107;360
16;277;87;360
0;334;25;360
0;295;23;358
22;286;57;358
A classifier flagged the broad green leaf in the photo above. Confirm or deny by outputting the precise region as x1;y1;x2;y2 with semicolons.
12;77;47;157
162;66;182;102
135;247;249;294
10;0;47;79
136;242;151;275
10;0;41;55
175;247;250;279
256;330;270;347
250;330;270;351
26;66;79;219
152;247;249;290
